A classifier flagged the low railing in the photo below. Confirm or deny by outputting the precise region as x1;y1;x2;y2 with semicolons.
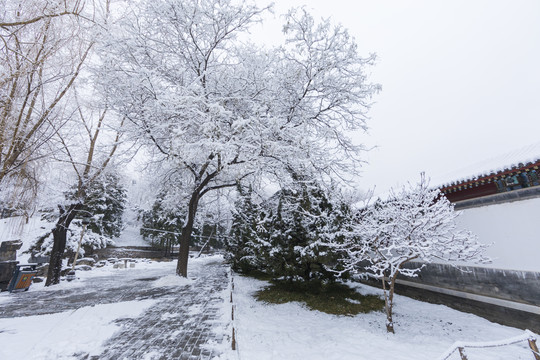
229;269;237;351
437;330;540;360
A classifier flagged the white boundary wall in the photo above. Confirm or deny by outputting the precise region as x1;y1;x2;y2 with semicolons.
455;196;540;272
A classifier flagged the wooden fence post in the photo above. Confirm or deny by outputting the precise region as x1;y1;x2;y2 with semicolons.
529;339;540;360
232;327;236;350
458;347;468;360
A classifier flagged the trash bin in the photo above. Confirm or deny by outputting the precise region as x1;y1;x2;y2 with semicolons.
7;265;38;293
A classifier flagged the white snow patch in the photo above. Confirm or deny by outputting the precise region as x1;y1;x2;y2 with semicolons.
151;274;193;288
187;304;203;316
141;350;162;360
113;224;148;247
216;275;536;360
160;312;180;320
0;299;156;360
190;254;225;266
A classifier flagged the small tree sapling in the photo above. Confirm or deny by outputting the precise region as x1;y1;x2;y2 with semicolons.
337;175;490;333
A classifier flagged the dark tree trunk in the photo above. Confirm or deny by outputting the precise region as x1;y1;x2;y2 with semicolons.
304;263;312;282
45;203;81;286
176;192;199;277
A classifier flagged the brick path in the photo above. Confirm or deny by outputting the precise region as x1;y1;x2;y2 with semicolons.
0;258;230;359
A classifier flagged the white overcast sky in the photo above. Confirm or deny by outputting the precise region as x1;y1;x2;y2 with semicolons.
252;0;540;197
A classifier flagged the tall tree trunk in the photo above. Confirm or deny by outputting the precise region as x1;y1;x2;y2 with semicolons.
176;192;199;277
45;203;81;286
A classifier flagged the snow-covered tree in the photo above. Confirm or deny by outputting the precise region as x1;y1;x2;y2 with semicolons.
30;1;128;286
142;187;228;255
66;172;127;238
140;191;185;255
0;0;94;205
0;0;121;286
29;216;115;262
226;183;264;273
101;1;379;277
264;183;342;282
228;179;350;282
336;175;490;333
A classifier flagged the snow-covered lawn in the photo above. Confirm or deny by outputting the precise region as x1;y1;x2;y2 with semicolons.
225;275;536;360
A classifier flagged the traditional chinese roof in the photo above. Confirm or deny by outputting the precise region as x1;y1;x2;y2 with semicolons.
437;141;540;193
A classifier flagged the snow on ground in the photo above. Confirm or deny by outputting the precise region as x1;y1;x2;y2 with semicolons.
223;275;535;360
0;249;535;359
0;255;223;359
113;224;149;247
0;299;156;359
151;274;194;288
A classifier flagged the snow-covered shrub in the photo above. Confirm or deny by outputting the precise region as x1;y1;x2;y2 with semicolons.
30;220;113;259
65;173;127;238
29;174;125;260
266;184;348;282
140;192;184;250
226;184;266;273
228;182;348;282
334;174;490;333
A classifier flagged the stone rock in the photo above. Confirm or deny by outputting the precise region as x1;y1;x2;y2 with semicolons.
95;260;108;268
60;268;73;276
0;240;23;261
66;270;76;281
0;261;18;290
76;258;96;266
32;277;44;283
74;265;92;271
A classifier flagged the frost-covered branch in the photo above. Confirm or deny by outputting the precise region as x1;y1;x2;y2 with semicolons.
331;174;490;333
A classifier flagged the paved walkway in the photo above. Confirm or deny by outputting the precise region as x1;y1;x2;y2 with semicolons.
0;258;230;359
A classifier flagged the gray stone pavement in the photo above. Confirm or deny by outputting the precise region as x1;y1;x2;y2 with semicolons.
0;257;230;359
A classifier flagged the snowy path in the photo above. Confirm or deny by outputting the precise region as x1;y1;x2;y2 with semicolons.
0;257;230;360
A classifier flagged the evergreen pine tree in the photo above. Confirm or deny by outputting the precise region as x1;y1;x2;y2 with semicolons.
227;184;262;273
252;182;345;282
140;192;184;253
66;173;127;238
